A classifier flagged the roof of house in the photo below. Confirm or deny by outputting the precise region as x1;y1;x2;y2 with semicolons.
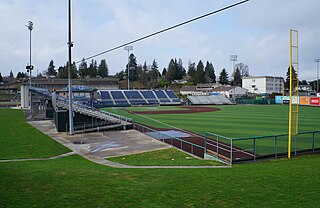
180;85;197;92
242;76;283;80
213;86;235;92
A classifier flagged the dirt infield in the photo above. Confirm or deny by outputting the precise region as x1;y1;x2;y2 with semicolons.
127;106;221;114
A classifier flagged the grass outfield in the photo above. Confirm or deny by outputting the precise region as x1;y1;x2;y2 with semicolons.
103;105;320;138
0;109;70;160
1;108;320;207
108;148;222;166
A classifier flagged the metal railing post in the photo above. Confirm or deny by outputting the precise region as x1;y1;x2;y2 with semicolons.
275;136;278;159
253;138;256;161
230;138;233;165
312;131;315;153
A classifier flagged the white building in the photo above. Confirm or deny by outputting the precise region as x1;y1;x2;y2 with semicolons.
242;76;284;94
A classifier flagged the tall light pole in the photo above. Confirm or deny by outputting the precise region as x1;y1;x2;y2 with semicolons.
124;45;133;90
68;0;74;135
230;55;237;85
229;55;238;85
26;21;33;115
315;58;320;93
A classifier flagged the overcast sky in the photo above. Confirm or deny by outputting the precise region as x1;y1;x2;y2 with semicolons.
1;0;320;81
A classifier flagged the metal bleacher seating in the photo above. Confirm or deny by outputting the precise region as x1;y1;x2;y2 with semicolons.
29;87;132;130
98;89;180;107
140;90;159;104
188;95;233;105
123;91;147;105
154;90;170;102
165;89;180;103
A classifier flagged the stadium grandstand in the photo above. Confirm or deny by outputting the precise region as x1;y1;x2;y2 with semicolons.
96;89;181;107
188;95;233;105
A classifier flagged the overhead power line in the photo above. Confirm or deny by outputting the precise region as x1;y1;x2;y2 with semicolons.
76;0;250;64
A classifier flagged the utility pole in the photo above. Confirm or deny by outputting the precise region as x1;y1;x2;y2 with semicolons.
124;45;133;90
68;0;74;135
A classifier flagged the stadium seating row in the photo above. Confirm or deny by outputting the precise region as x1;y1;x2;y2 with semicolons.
188;95;233;105
97;89;181;107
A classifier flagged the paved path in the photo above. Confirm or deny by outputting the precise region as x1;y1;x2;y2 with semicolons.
16;120;231;169
0;152;75;163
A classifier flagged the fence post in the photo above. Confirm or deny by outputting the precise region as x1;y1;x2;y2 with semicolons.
294;134;297;156
217;136;219;156
253;138;256;162
275;136;278;159
204;132;207;155
230;139;233;165
312;131;315;153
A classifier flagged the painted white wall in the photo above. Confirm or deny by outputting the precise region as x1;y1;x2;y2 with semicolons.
242;77;283;94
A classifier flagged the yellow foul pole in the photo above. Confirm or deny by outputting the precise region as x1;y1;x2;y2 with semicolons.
288;30;293;159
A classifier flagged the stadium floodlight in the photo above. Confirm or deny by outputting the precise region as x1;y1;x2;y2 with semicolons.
25;21;33;115
230;55;237;85
315;58;320;93
124;45;133;90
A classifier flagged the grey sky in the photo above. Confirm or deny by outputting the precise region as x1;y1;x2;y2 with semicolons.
0;0;319;81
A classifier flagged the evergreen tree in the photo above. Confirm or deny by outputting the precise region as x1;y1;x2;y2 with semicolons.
150;59;159;80
71;62;78;78
204;61;216;83
0;73;2;82
140;61;149;84
58;62;77;79
194;60;205;84
97;59;109;78
162;68;167;77
79;58;88;78
127;54;138;81
58;66;67;79
187;61;196;82
9;70;14;79
88;59;98;78
165;59;176;82
177;58;186;79
285;66;298;89
46;60;57;77
219;68;229;85
233;68;242;86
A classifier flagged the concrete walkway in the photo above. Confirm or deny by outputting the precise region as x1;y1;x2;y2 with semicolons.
25;120;231;169
0;152;75;163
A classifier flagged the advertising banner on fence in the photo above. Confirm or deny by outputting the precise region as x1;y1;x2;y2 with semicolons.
282;96;290;104
299;96;310;105
275;96;283;104
310;97;320;106
292;96;299;104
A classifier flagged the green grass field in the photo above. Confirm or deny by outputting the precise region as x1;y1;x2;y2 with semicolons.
1;108;320;207
104;105;320;156
104;105;320;138
0;109;70;160
108;148;222;166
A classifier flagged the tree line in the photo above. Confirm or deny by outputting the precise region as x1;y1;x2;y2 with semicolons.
115;53;250;88
45;59;109;79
